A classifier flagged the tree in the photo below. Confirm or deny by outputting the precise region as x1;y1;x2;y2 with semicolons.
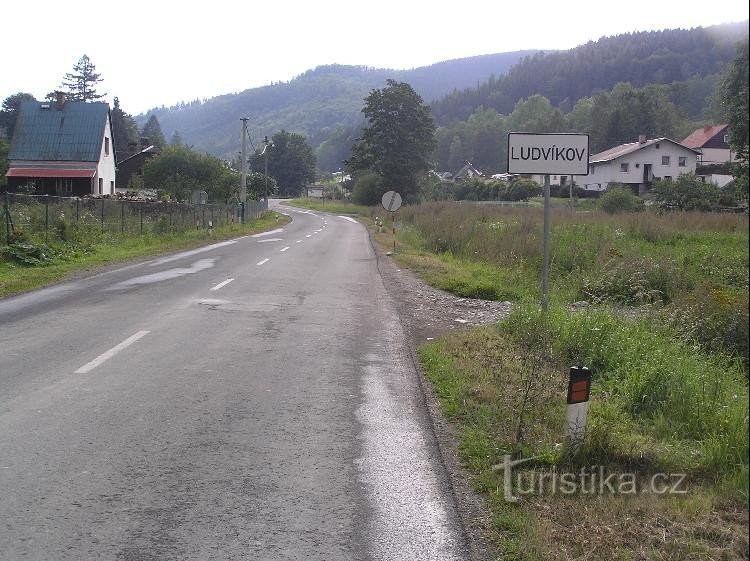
721;40;749;196
142;145;238;202
61;55;105;102
170;130;184;146
0;92;36;140
251;130;316;197
110;97;139;161
346;80;436;202
142;115;166;149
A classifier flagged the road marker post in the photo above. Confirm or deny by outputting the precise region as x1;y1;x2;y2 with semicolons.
565;366;592;452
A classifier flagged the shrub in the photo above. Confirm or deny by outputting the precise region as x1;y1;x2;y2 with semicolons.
351;171;382;206
651;173;720;211
598;186;644;214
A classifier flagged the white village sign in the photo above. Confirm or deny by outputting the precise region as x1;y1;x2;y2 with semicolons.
506;132;590;311
507;133;590;175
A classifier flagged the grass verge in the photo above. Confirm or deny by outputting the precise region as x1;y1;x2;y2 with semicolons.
285;198;373;215
420;306;749;560
0;212;289;298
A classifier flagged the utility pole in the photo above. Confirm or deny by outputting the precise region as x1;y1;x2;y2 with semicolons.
240;117;249;207
263;136;270;200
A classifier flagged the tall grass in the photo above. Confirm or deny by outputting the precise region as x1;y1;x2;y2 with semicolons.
502;304;749;493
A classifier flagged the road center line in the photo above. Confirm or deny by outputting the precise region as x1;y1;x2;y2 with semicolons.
74;331;150;374
280;246;290;252
257;258;270;266
210;278;234;291
296;240;303;243
306;235;312;238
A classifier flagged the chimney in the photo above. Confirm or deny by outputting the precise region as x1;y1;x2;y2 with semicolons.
638;134;647;144
55;91;66;110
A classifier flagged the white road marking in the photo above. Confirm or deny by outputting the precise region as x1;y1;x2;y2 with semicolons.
280;246;290;252
75;331;150;374
306;235;312;238
296;240;303;243
257;258;270;266
111;259;216;289
339;216;358;223
257;238;284;243
148;240;237;266
251;228;284;238
210;278;234;291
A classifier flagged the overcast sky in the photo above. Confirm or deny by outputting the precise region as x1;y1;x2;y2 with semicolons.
3;0;748;115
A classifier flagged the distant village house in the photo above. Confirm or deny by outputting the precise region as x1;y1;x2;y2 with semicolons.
579;136;699;194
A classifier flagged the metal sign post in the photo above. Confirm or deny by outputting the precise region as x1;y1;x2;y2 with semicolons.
381;190;402;255
507;132;590;311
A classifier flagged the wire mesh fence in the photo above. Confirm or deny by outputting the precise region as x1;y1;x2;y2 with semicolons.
1;193;268;245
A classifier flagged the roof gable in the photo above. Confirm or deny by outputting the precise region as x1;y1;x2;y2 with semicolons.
682;125;729;149
590;138;699;163
9;101;110;162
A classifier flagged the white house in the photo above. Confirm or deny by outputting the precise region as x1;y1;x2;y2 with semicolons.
580;136;699;194
5;92;116;196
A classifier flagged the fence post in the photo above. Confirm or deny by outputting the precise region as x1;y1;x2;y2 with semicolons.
121;201;125;233
140;203;144;234
76;198;79;223
4;192;11;244
101;199;105;233
45;196;49;243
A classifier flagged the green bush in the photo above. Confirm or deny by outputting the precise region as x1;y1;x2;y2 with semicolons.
351;171;383;206
598;186;644;214
651;173;720;211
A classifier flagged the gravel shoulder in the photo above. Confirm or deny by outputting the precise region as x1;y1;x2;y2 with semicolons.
368;228;512;561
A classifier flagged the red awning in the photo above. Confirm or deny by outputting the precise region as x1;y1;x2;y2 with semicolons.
5;168;95;178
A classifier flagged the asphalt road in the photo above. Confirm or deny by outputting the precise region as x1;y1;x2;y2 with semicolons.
0;200;468;561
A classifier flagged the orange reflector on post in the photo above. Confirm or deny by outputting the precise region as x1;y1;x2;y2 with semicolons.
567;367;592;404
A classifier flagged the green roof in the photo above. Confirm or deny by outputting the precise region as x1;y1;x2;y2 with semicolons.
9;101;109;162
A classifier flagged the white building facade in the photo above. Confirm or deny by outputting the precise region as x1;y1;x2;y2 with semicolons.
580;137;699;194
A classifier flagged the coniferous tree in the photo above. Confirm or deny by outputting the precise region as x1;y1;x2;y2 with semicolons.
142;115;166;149
110;97;139;161
0;92;36;139
61;55;105;102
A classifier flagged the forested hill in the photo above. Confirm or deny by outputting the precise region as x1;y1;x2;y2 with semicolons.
136;51;536;166
431;22;749;125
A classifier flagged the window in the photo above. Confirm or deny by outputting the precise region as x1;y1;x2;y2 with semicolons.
664;176;672;181
98;178;103;194
105;137;110;156
724;134;729;144
55;178;73;195
620;163;629;172
678;156;687;167
110;180;114;193
635;163;641;168
661;156;670;166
